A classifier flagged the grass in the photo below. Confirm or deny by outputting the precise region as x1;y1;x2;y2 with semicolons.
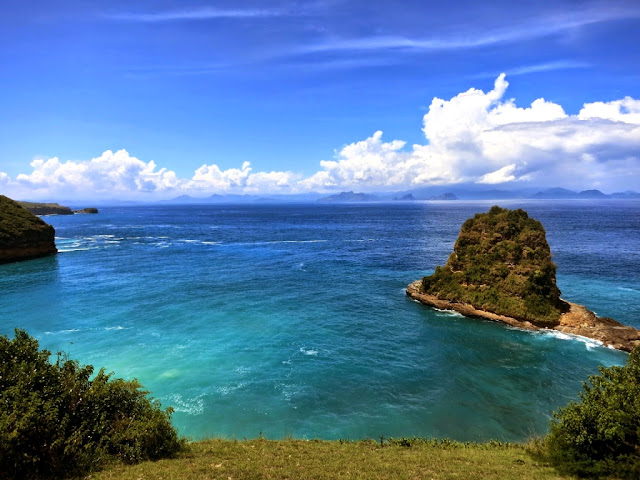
90;438;572;480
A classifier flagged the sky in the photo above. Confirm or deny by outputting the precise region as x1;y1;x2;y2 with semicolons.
1;0;639;201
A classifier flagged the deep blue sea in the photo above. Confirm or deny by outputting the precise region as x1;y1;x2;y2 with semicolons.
1;200;639;442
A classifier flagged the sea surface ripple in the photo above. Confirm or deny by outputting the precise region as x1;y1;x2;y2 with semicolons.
1;200;638;441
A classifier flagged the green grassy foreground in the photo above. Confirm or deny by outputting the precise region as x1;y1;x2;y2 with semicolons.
91;438;571;480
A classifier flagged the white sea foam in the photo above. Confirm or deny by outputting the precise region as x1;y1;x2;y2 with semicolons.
300;347;318;356
166;394;205;415
217;383;246;395
234;366;251;376
105;326;126;330
536;329;605;351
58;248;91;252
433;307;464;318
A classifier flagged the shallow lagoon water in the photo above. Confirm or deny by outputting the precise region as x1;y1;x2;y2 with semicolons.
1;200;638;441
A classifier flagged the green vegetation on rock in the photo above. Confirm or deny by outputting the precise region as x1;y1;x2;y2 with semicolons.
0;195;57;262
545;347;640;478
0;195;55;246
0;329;184;479
421;206;565;325
16;200;74;215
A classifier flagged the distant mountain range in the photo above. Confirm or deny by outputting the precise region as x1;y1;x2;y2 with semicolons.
160;187;640;205
317;191;379;203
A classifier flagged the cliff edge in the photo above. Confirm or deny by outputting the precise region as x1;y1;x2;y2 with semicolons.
0;195;58;263
407;206;640;352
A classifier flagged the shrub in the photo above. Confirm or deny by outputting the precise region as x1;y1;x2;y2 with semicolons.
0;329;184;479
546;347;640;478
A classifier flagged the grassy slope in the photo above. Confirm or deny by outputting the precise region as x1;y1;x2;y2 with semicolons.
92;439;571;480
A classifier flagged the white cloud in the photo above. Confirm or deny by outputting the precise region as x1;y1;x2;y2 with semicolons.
4;152;300;200
186;161;300;194
2;75;639;199
300;131;412;189
13;150;179;198
301;74;640;192
189;161;253;191
578;97;640;124
478;164;518;184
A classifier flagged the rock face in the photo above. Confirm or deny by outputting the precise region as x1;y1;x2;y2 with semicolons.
74;208;98;214
0;195;58;263
408;206;640;352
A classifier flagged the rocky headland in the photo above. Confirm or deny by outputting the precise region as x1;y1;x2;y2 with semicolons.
17;201;98;216
407;206;640;352
1;195;58;263
17;201;74;215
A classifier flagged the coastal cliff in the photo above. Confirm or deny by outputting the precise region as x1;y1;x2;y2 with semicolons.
408;206;640;352
17;201;74;215
17;202;98;215
0;195;57;263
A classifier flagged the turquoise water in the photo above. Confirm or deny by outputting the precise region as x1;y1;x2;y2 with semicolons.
1;201;638;441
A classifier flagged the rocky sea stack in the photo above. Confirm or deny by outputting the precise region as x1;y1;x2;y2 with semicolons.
407;206;640;352
0;195;57;263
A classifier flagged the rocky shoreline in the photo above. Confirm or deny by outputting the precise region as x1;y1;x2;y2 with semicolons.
407;280;640;352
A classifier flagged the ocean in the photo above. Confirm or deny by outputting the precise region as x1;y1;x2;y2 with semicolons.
1;200;638;442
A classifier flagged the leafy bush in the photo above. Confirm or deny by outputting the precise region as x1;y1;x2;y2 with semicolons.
546;347;640;478
0;329;184;479
421;206;565;325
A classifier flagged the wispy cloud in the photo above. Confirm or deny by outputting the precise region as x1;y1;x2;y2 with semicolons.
293;5;640;54
104;7;289;22
470;60;591;79
289;57;402;71
507;60;591;76
122;63;233;79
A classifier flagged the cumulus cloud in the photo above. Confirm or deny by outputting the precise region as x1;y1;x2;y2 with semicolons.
186;160;300;194
13;149;179;198
1;74;639;199
578;97;640;124
1;150;300;200
303;74;640;191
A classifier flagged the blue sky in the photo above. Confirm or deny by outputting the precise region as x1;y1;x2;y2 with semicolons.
1;0;639;200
